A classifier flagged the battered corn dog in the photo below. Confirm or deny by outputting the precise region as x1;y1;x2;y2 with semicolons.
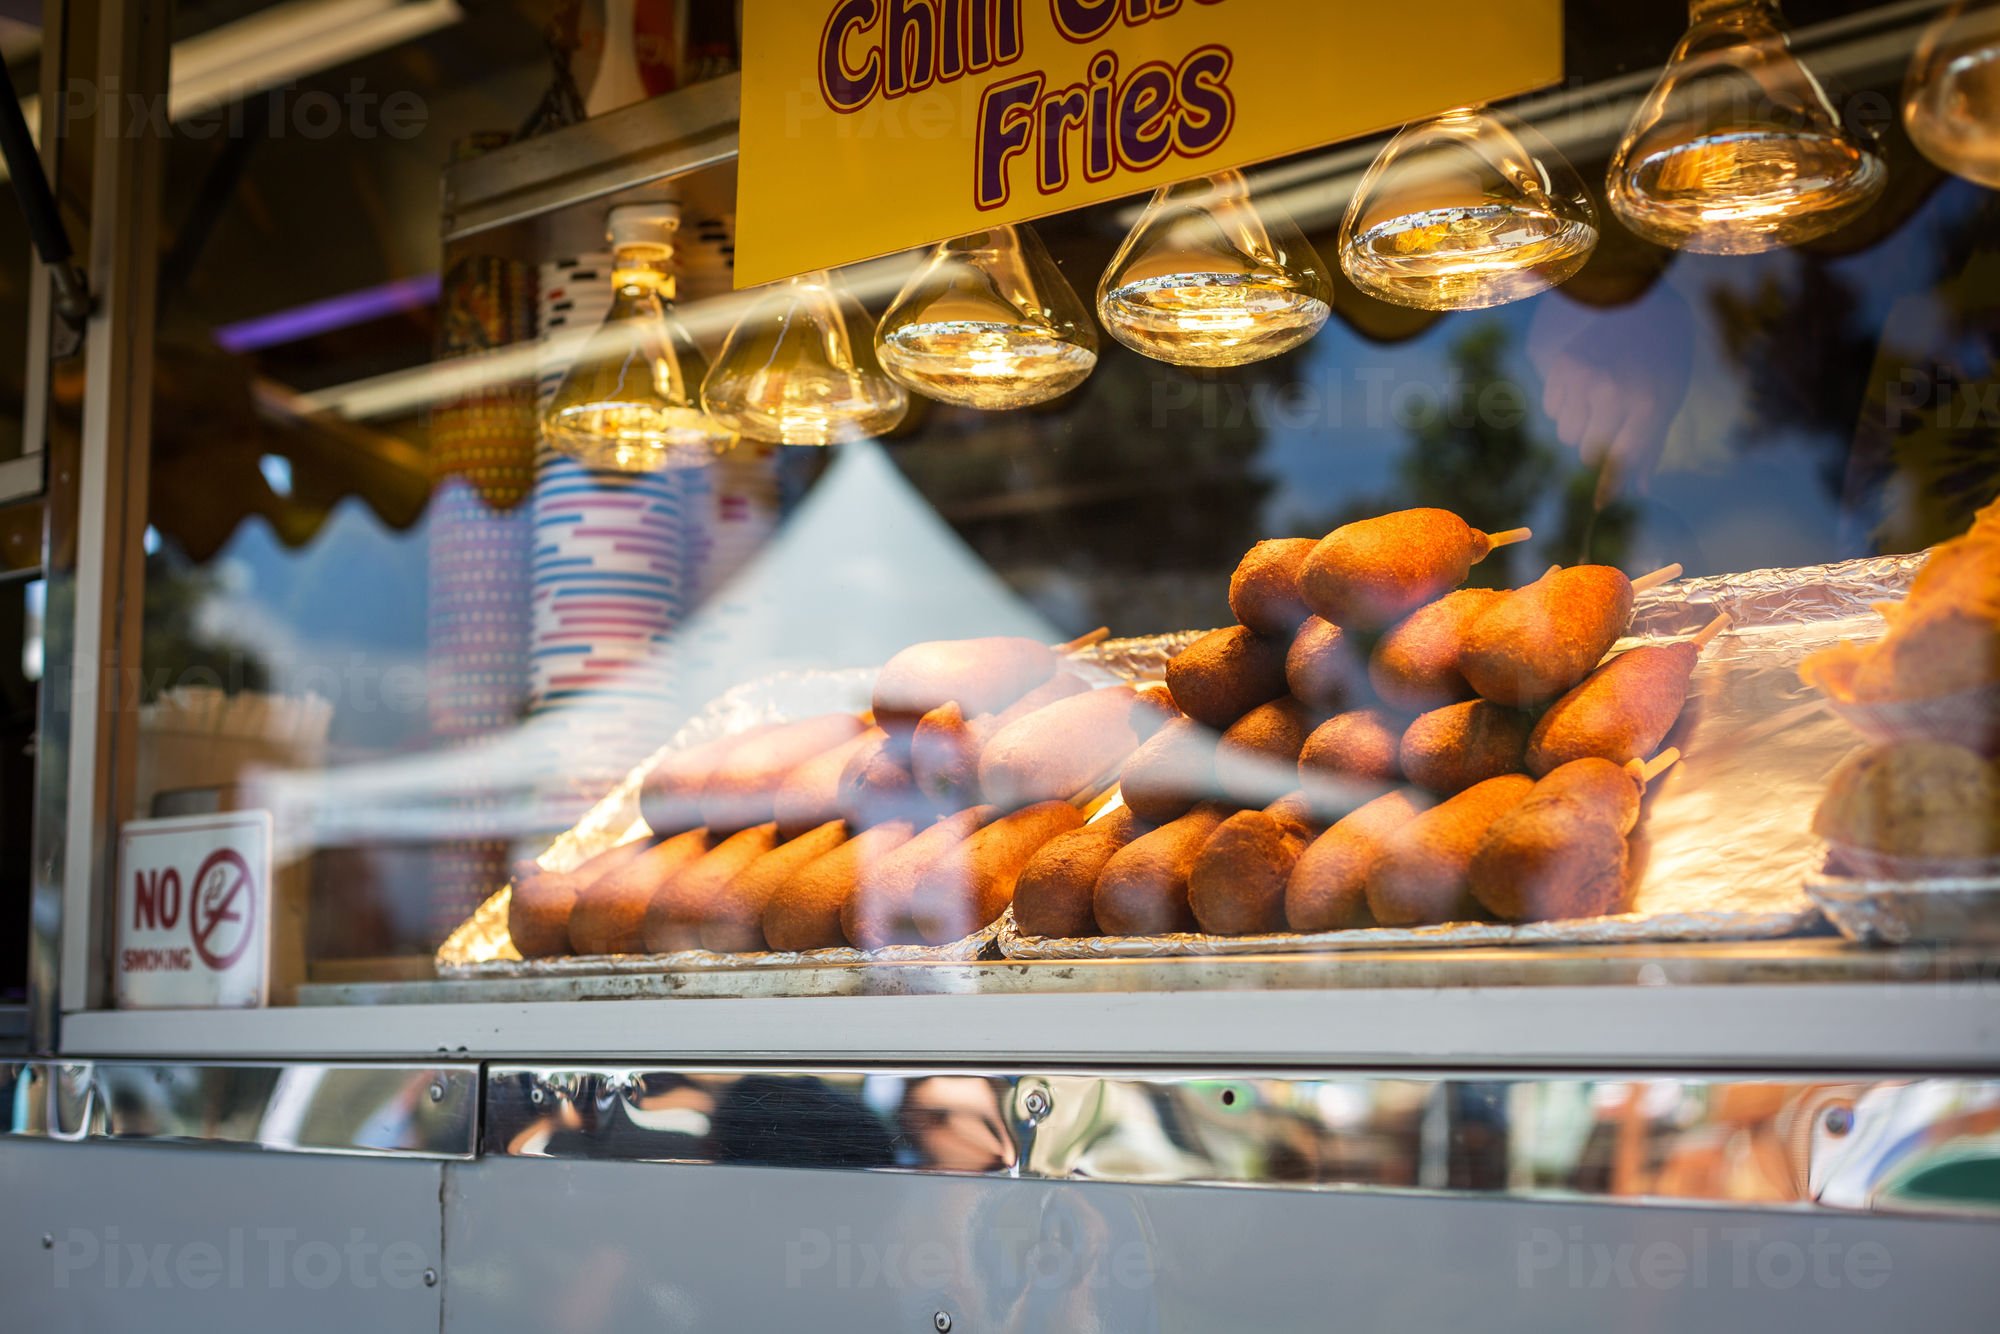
773;730;877;838
1365;774;1534;926
1399;700;1532;795
641;823;782;953
1167;625;1289;728
836;728;938;828
508;836;655;958
1299;508;1529;630
1013;807;1150;938
1469;758;1652;922
1459;564;1677;707
761;821;918;952
1095;802;1233;935
872;633;1090;733
908;801;1086;944
1214;697;1318;806
639;725;775;837
978;684;1176;810
1526;615;1725;774
569;828;714;955
700;713;867;833
1118;716;1218;822
701;820;850;953
1229;538;1317;635
1299;708;1405;788
1188;795;1318;936
1285;788;1435;932
1285;616;1363;713
841;806;995;950
909;671;1091;805
1367;587;1503;713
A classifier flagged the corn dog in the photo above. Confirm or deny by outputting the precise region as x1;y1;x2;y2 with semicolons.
1366;774;1534;926
1229;538;1317;635
1399;700;1532;794
641;823;782;953
1167;625;1289;728
1286;788;1435;932
699;713;867;833
761;821;918;952
569;828;714;954
1013;807;1150;938
1094;802;1233;935
508;836;655;958
700;821;850;953
842;807;995;950
1300;508;1529;630
908;801;1086;944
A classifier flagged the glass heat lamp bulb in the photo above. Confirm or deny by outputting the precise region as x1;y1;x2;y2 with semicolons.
700;270;907;446
1607;0;1885;254
1096;169;1333;368
541;204;736;472
1340;105;1599;312
1905;0;2000;189
875;224;1098;409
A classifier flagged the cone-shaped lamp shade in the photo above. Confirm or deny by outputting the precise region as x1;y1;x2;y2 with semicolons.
1340;105;1599;311
700;270;909;446
1608;0;1885;254
875;224;1098;409
542;204;737;471
1096;169;1332;368
1905;0;2000;188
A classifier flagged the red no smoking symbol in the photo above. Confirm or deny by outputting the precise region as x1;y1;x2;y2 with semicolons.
190;848;257;970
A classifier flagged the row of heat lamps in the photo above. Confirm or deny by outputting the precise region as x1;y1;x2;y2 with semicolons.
545;0;2000;472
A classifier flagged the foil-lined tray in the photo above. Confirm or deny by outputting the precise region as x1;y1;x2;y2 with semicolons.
1806;871;2000;945
999;553;1931;960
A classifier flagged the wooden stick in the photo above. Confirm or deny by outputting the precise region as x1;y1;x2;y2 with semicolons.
1630;562;1683;594
1057;626;1110;653
1485;526;1533;550
1635;747;1681;785
1692;612;1731;649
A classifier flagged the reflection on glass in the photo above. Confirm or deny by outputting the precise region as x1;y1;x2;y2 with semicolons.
1341;105;1599;311
1905;0;2000;188
541;203;737;472
700;270;908;445
1096;169;1332;367
876;224;1098;409
1607;0;1885;254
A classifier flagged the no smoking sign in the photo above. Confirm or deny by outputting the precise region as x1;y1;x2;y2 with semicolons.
116;811;273;1009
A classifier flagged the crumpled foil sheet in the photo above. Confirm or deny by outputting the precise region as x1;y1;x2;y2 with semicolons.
1000;553;1932;960
1806;871;2000;945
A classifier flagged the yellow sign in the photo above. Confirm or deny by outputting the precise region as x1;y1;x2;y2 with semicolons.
734;0;1564;287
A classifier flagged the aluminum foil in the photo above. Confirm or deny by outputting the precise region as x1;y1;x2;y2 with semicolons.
1001;554;1930;960
1806;871;2000;945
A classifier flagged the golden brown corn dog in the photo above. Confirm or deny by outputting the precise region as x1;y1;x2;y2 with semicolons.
1399;700;1533;795
842;806;995;950
1286;788;1435;932
700;821;851;953
1215;697;1318;806
1229;538;1317;636
699;713;867;833
872;635;1073;733
1300;509;1527;630
1013;807;1150;939
1459;565;1636;707
1469;759;1644;922
1118;716;1218;822
761;821;917;952
638;725;775;837
1299;708;1405;787
908;801;1085;944
569;828;714;955
1368;587;1503;713
508;836;655;958
1366;774;1534;926
978;684;1176;810
1524;619;1721;774
909;671;1092;805
836;727;939;828
773;730;878;838
1167;625;1289;728
1094;802;1233;935
1284;616;1363;713
641;823;782;953
1189;798;1315;936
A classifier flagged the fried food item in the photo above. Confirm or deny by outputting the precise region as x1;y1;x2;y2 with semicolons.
1469;758;1643;922
641;823;782;953
1300;709;1405;789
1118;716;1219;822
979;684;1176;810
909;672;1092;805
1400;700;1532;794
569;828;714;954
872;636;1068;733
1094;802;1233;935
1368;587;1503;713
639;726;774;837
773;730;878;838
1286;788;1435;932
1215;697;1318;806
1189;799;1315;936
908;801;1088;944
1229;538;1317;636
1366;774;1534;926
836;728;938;828
1285;616;1362;713
761;821;918;952
1014;808;1150;939
1460;566;1634;707
1167;625;1289;728
1850;609;2000;702
1529;642;1697;774
1813;741;2000;861
508;836;656;958
1299;508;1525;631
701;821;851;953
699;713;867;833
841;807;995;950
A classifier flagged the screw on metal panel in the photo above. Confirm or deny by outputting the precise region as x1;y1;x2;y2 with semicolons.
41;1234;52;1249
933;1312;952;1332
423;1268;439;1287
429;1082;446;1103
530;1085;546;1105
1823;1105;1854;1137
1023;1088;1051;1120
